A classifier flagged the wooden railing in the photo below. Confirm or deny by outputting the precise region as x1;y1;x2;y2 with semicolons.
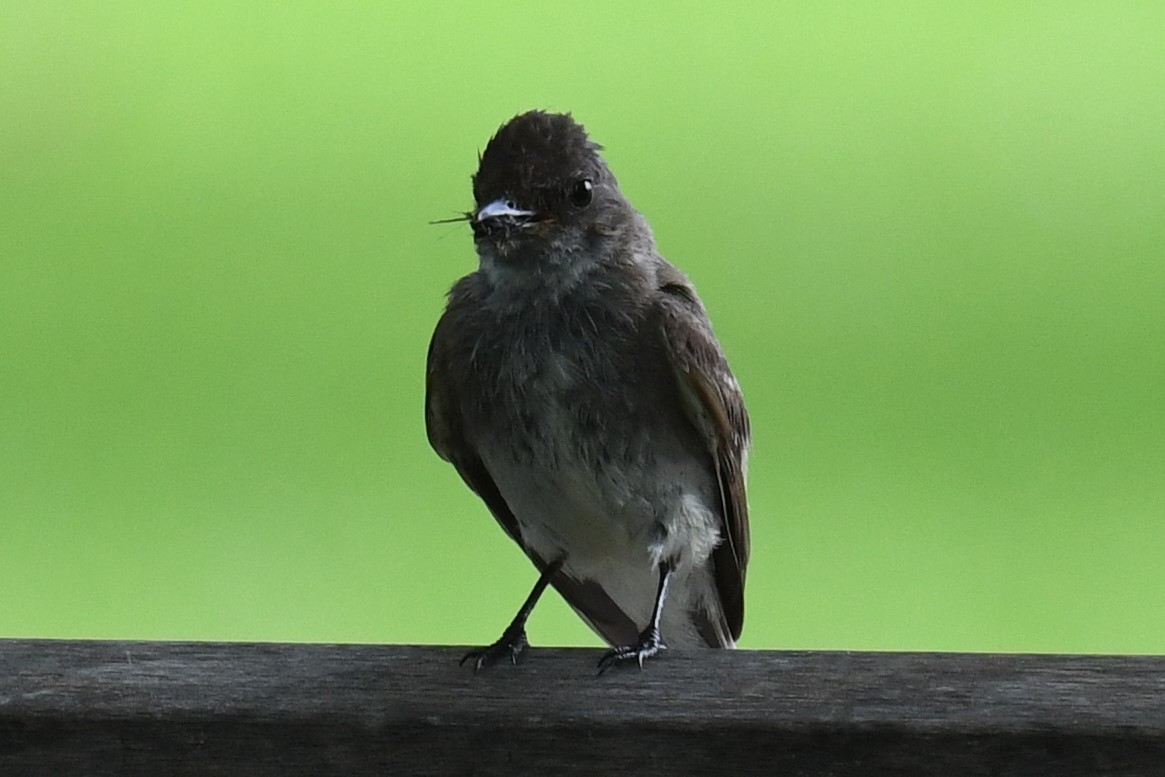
1;640;1162;775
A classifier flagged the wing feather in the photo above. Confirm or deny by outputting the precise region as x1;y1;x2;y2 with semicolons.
655;279;751;641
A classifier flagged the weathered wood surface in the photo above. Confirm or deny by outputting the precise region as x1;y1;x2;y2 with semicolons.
1;640;1163;776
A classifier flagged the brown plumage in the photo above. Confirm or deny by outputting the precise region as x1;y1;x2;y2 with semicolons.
426;111;750;669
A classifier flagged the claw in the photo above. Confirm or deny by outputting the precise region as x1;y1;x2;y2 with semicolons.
460;626;530;672
597;627;667;674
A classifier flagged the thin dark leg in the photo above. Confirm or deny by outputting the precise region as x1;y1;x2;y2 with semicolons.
598;561;674;673
461;556;564;672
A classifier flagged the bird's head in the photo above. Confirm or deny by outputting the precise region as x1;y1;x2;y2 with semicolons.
468;111;630;268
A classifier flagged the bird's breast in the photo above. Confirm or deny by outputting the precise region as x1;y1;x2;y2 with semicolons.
469;334;655;559
461;296;717;570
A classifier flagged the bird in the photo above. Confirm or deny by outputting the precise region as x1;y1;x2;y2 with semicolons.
425;110;750;671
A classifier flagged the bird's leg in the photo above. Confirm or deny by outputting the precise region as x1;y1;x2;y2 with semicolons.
598;561;674;672
461;556;564;672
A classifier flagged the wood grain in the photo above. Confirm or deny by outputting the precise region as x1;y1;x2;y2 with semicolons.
1;640;1163;775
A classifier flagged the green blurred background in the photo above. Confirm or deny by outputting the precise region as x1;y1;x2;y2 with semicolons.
2;2;1163;653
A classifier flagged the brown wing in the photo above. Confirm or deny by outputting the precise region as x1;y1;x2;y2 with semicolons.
655;279;751;641
425;308;640;646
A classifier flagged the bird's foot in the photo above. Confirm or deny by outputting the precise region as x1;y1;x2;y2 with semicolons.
460;624;530;672
598;627;667;673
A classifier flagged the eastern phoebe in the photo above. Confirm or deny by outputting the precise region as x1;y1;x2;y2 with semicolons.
426;111;750;670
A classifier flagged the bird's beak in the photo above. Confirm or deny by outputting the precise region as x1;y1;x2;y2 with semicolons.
474;199;536;224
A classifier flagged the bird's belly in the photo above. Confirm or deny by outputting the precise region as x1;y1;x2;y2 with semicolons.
485;440;654;568
478;399;720;573
475;393;727;648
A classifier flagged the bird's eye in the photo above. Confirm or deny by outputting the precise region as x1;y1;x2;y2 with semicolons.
569;179;593;208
